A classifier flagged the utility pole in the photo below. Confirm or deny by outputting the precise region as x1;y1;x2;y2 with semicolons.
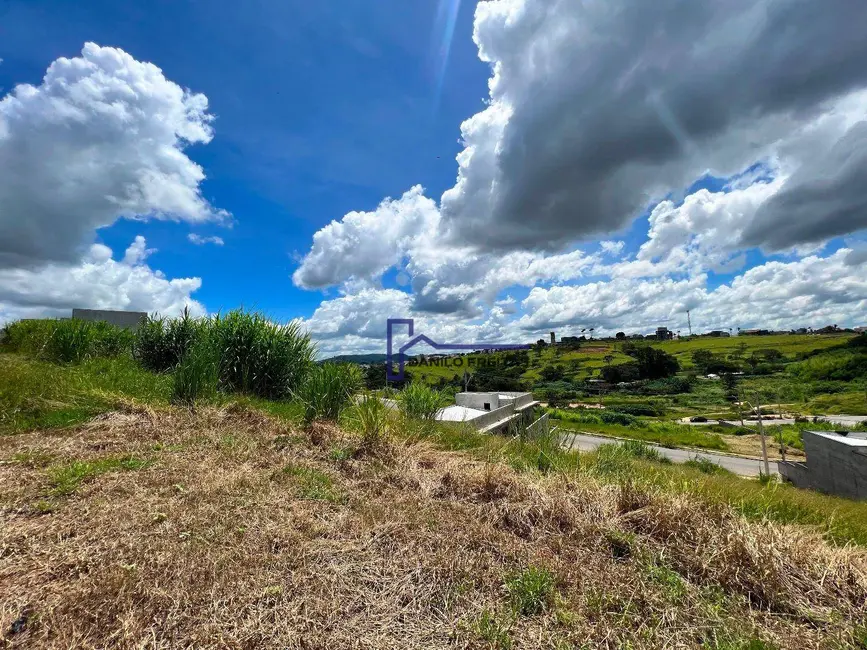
755;394;770;476
686;310;693;337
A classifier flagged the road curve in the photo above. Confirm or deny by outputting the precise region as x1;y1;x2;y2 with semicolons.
559;431;779;477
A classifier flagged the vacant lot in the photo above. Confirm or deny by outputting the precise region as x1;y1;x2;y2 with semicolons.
2;396;867;648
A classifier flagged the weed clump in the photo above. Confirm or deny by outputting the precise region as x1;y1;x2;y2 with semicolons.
296;363;361;424
505;566;556;616
398;382;446;421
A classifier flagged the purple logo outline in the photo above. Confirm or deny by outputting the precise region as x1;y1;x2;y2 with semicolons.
386;318;531;381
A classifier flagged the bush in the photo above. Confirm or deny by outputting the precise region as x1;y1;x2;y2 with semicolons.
600;411;638;426
297;363;361;424
640;376;693;395
399;382;445;421
211;311;315;399
609;402;666;416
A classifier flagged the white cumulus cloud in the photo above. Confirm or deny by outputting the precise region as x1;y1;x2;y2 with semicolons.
0;42;228;269
0;237;205;326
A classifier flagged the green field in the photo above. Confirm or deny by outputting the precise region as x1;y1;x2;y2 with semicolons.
401;332;867;457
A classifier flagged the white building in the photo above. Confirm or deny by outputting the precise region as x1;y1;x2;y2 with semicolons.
437;391;539;433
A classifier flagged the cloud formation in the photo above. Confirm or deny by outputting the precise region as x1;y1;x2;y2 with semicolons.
440;0;867;252
0;237;204;325
0;42;227;269
188;234;225;246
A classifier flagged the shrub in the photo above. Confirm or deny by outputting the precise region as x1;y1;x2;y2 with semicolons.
297;363;361;424
609;402;666;416
600;411;638;426
211;310;315;399
399;382;445;421
640;376;693;395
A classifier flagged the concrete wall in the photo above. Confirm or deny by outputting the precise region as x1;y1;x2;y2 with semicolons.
525;413;550;438
72;308;147;330
472;403;516;431
456;391;534;412
456;392;500;411
792;431;867;500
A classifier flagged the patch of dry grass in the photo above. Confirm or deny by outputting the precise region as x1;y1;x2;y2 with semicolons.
1;406;866;649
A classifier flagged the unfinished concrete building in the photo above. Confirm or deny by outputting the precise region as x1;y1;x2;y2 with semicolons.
779;430;867;500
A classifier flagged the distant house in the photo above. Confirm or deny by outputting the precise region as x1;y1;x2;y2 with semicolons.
855;326;867;334
740;328;769;336
706;330;731;337
72;308;147;330
655;327;673;340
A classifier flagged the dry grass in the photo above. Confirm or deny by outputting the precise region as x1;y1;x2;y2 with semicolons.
1;406;866;649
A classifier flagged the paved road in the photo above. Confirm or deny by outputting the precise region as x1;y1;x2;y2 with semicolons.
559;431;779;476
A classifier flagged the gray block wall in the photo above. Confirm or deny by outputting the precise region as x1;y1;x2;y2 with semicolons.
72;308;147;330
796;431;867;500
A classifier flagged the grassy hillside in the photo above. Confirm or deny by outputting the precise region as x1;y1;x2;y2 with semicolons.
3;350;867;647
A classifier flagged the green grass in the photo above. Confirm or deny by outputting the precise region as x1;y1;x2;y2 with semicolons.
0;353;172;434
47;456;151;496
296;362;361;424
657;333;854;367
548;410;730;451
472;609;512;649
276;464;342;502
684;456;734;475
505;566;556;616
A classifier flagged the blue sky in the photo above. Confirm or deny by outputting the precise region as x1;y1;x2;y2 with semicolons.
1;0;866;354
0;0;487;320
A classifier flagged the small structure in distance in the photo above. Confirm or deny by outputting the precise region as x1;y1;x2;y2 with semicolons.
72;308;147;330
437;391;540;434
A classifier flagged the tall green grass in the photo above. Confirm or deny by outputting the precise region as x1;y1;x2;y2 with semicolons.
211;311;315;400
171;333;219;405
398;382;445;421
134;308;203;372
296;363;362;424
352;392;391;447
3;318;133;363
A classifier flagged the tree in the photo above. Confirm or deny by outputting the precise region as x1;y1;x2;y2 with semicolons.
540;365;565;382
691;349;715;373
615;331;625;340
621;345;679;379
721;372;739;402
603;354;614;366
